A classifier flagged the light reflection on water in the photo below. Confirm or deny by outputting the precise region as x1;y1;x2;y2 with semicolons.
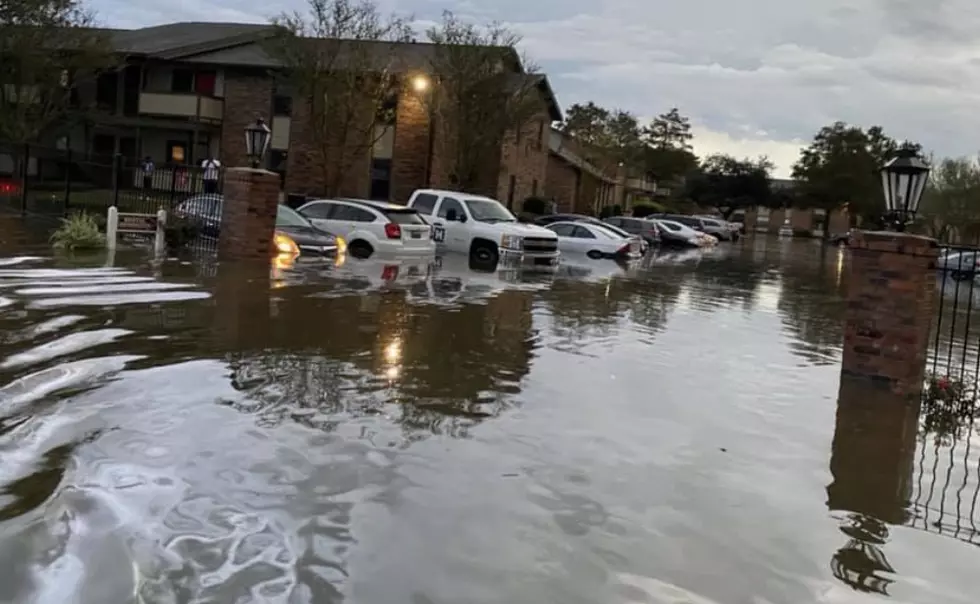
0;237;975;603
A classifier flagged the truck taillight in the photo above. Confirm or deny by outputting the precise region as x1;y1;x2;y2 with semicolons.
384;223;401;239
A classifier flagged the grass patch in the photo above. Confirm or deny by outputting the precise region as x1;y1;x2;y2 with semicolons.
50;212;105;251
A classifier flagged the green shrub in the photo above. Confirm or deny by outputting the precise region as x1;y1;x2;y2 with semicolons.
521;196;548;215
50;212;105;251
598;204;622;219
632;202;665;218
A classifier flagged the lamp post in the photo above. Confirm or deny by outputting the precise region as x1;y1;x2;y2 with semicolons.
880;146;930;232
244;117;271;169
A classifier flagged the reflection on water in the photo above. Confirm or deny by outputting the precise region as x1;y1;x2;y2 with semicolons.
0;237;976;602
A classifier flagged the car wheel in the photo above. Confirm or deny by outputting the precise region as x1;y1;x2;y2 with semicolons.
469;241;499;269
349;240;373;259
586;250;604;260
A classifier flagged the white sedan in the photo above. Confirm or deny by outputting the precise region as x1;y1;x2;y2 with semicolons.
653;219;717;247
543;221;643;260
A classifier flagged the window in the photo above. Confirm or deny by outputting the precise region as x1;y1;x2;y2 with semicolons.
299;202;334;219
532;179;538;197
377;94;397;126
171;69;194;93
548;223;576;237
571;225;596;239
277;205;314;228
437;197;464;220
273;94;292;116
385;210;427;225
507;175;516;209
333;204;377;222
195;71;216;96
412;193;438;215
370;158;391;200
605;217;622;227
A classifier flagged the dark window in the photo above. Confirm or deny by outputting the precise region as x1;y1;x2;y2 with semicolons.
411;193;438;215
385;210;426;225
300;202;334;219
95;71;117;110
571;225;596;239
532;179;538;196
171;69;193;93
377;94;397;126
548;223;576;237
437;197;464;219
605;217;622;227
333;205;377;222
507;175;516;209
370;158;391;201
273;94;292;116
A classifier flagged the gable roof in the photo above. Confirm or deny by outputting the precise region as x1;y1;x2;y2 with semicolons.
111;22;275;57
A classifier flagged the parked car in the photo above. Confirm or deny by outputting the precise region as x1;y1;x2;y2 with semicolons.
653;219;711;248
174;194;340;256
543;221;643;260
653;214;709;233
937;249;980;281
296;198;434;259
603;216;661;247
693;216;737;241
406;189;561;269
536;213;649;254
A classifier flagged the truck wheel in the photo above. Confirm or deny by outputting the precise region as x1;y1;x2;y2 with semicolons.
469;241;499;269
349;240;373;259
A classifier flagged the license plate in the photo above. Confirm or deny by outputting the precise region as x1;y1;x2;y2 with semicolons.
410;231;421;239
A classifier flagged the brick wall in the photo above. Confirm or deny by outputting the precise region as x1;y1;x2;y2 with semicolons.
220;72;272;168
283;94;372;198
545;154;579;213
390;91;429;203
218;167;280;261
842;231;939;396
497;111;549;210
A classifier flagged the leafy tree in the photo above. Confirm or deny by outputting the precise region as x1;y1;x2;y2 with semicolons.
559;102;644;173
641;108;699;184
269;0;414;197
425;11;547;195
918;156;980;242
0;0;115;144
791;121;920;222
685;154;773;220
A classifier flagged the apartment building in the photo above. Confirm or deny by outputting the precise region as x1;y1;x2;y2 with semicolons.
47;21;561;202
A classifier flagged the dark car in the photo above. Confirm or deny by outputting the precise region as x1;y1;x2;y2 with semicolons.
603;216;661;246
174;194;338;255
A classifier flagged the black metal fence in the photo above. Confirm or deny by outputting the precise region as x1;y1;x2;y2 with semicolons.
911;242;980;548
0;142;223;219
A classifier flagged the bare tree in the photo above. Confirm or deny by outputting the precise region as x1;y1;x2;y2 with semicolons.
0;0;115;145
268;0;414;197
424;11;547;195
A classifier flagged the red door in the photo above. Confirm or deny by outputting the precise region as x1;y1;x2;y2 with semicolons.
195;71;216;96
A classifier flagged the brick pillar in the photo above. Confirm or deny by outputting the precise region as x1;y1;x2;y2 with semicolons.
218;167;280;261
842;230;939;395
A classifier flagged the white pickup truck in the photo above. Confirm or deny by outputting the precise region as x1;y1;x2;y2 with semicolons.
406;189;561;269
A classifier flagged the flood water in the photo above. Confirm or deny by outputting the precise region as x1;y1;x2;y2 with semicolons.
0;225;978;603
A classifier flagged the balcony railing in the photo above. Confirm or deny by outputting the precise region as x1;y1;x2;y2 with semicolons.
626;177;657;193
138;92;223;121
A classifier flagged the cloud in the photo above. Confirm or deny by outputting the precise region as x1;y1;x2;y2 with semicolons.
90;0;980;175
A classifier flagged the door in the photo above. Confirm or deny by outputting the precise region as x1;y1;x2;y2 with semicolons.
547;223;577;253
299;201;341;234
329;203;378;239
568;224;599;254
433;196;468;252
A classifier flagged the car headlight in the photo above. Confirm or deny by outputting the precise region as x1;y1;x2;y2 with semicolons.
500;234;523;250
335;235;347;254
273;232;300;256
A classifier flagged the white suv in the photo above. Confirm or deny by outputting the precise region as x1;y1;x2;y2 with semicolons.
297;198;435;259
406;189;561;268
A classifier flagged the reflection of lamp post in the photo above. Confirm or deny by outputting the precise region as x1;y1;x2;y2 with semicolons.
880;146;930;232
244;117;271;169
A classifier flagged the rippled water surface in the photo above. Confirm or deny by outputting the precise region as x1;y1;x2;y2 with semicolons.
1;222;978;603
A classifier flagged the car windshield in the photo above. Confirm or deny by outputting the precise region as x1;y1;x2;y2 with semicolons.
658;220;681;232
276;204;313;228
464;198;516;223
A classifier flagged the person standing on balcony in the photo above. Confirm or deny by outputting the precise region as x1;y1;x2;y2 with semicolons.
201;157;221;194
140;156;154;200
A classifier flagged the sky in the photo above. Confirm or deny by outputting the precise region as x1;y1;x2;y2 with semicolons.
92;0;980;178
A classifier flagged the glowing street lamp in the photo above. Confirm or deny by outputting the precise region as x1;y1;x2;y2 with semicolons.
880;146;930;232
411;74;430;93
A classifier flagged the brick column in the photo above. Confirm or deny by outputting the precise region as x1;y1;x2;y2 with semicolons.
218;167;280;262
842;230;939;396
